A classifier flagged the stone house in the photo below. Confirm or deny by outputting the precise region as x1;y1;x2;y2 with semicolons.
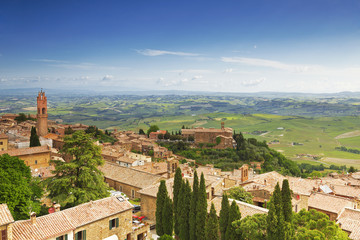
0;133;8;151
0;204;14;240
153;146;172;160
149;130;167;140
0;197;149;240
0;145;51;169
100;162;164;199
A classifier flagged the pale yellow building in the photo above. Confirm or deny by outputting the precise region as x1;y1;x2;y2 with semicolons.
0;134;8;151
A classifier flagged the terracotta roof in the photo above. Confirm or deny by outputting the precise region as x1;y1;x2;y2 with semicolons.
337;208;360;240
61;196;133;227
0;133;8;139
332;184;360;199
43;133;62;141
0;204;14;226
0;145;51;157
181;128;232;133
100;162;163;189
132;162;168;175
308;192;356;214
12;211;75;240
208;197;268;218
12;197;133;240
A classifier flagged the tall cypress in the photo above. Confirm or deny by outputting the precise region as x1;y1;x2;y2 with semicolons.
267;183;284;240
189;170;199;240
206;203;220;240
179;180;191;240
173;168;182;236
219;194;230;240
30;126;41;147
196;173;207;240
156;180;168;236
282;179;294;239
162;194;173;236
225;200;241;240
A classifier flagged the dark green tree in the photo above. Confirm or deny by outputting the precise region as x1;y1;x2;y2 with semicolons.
179;180;191;240
205;203;220;240
196;173;207;240
64;126;75;135
156;180;168;236
46;131;110;208
173;168;182;236
15;113;27;123
226;186;253;204
162;192;173;236
164;131;171;140
30;126;41;147
267;183;284;240
225;200;241;240
349;166;356;173
139;129;145;135
147;125;160;136
219;194;230;240
189;171;199;240
281;179;294;239
0;154;42;220
159;235;174;240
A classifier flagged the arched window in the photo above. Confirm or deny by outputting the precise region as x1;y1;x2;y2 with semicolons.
42;108;46;114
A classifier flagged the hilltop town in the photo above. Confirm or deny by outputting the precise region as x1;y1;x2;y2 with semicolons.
1;91;360;240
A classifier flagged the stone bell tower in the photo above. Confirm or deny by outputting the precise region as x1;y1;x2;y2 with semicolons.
36;89;48;137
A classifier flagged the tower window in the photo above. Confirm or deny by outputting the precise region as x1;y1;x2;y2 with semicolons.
42;108;46;114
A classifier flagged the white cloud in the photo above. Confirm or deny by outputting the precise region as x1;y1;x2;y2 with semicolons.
241;77;266;86
224;68;233;73
191;75;203;80
221;57;312;72
136;49;199;57
254;45;257;49
31;58;68;63
102;75;114;81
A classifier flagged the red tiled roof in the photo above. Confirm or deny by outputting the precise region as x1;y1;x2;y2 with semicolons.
337;208;360;240
308;193;355;214
0;204;14;226
0;145;51;156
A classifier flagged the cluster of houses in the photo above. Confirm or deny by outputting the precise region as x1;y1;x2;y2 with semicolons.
1;91;360;239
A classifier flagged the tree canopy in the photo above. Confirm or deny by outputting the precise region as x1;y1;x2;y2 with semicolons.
226;186;253;204
147;125;160;136
0;154;43;220
30;126;41;147
46;131;110;208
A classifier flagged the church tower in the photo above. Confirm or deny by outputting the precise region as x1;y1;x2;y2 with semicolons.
36;89;48;137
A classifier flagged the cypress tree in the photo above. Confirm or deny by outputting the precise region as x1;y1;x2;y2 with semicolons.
219;194;230;240
30;126;41;147
196;173;207;240
179;180;191;240
189;170;199;240
205;203;220;240
267;183;284;240
225;200;241;240
173;168;182;236
156;180;168;236
162;194;173;236
282;179;294;239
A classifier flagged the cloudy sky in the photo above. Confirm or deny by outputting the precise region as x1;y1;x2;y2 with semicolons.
1;0;360;93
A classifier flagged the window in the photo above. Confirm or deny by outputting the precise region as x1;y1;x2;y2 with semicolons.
75;230;86;240
131;189;135;199
119;186;123;192
35;160;38;165
109;218;119;230
56;234;68;240
0;142;3;145
1;230;7;240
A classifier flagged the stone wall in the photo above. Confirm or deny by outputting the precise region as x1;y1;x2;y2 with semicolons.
140;194;157;221
105;178;142;199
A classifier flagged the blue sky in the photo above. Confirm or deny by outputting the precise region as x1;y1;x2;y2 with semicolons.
1;0;360;93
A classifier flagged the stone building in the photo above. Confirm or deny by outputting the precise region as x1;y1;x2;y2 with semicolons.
0;133;8;151
0;204;14;240
0;197;150;240
0;145;51;169
36;90;48;137
181;122;234;149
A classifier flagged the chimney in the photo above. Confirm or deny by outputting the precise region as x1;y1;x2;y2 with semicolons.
30;212;36;225
54;203;61;212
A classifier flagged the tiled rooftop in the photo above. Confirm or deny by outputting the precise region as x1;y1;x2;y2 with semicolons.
100;162;163;189
0;145;51;156
308;192;355;214
0;204;14;226
208;197;268;218
337;208;360;240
